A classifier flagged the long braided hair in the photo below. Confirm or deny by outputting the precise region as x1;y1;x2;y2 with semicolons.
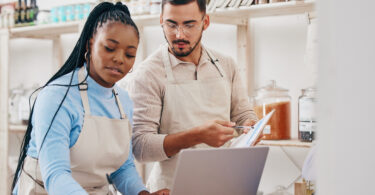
11;1;139;191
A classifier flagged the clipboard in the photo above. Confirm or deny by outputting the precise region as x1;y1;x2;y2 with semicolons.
230;109;275;148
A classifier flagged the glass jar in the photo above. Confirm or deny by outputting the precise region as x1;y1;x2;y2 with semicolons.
150;0;161;15
129;0;139;15
18;90;29;125
9;88;24;125
298;87;317;142
138;0;150;15
65;5;74;22
37;10;51;25
256;0;269;4
83;3;92;19
253;80;291;140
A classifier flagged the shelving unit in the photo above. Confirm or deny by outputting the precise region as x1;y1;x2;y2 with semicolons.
8;125;28;134
0;1;315;194
259;139;313;148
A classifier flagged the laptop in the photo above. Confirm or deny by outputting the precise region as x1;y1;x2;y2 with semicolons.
170;146;269;195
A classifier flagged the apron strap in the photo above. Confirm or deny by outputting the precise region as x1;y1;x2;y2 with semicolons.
161;44;176;83
78;67;127;119
78;67;91;116
113;88;127;119
22;168;45;188
162;44;227;82
203;47;226;78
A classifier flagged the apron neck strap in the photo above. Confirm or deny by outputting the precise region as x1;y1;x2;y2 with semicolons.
78;67;91;115
78;67;127;119
204;47;226;78
162;44;176;82
162;44;226;82
112;88;127;119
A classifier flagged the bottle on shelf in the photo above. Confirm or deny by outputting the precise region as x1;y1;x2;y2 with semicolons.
14;1;20;24
298;87;317;142
9;88;23;125
13;0;38;26
32;0;38;22
18;90;29;125
19;0;26;24
150;0;161;15
26;0;32;23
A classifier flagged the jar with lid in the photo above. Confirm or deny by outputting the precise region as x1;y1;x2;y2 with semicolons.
19;84;40;125
150;0;161;15
128;0;139;15
252;80;291;140
18;89;30;125
298;87;317;142
9;88;24;125
255;0;269;4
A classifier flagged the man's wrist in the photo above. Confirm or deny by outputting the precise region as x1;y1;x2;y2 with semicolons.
188;126;203;145
163;126;204;157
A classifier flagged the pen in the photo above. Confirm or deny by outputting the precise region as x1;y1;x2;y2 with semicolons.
233;126;254;129
232;126;254;136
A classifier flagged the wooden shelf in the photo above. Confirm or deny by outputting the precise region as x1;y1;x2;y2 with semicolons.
8;15;161;39
6;0;314;38
210;0;314;25
259;139;313;148
9;125;27;133
10;21;83;39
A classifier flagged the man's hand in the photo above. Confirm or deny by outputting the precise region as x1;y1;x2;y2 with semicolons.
139;189;170;195
242;118;257;133
163;120;236;157
197;120;236;147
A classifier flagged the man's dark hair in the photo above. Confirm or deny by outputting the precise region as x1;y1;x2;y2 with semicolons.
162;0;206;13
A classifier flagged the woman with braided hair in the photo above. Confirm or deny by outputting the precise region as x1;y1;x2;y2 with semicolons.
11;2;169;195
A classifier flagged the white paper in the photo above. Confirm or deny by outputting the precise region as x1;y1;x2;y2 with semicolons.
230;110;275;148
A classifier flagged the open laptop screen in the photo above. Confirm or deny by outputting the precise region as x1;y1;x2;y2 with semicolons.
171;146;269;195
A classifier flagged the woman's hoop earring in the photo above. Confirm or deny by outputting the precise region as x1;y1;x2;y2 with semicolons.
84;51;89;62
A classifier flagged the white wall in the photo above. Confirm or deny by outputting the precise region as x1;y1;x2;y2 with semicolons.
317;0;375;194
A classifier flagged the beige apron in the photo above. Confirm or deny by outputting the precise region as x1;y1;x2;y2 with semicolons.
18;67;132;195
146;45;232;191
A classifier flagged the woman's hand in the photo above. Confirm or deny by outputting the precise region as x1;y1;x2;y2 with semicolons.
138;189;170;195
150;189;170;195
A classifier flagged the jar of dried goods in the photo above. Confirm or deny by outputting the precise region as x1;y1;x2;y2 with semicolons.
298;87;317;142
253;80;291;140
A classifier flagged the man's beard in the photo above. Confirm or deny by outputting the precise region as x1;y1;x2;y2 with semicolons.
164;32;203;57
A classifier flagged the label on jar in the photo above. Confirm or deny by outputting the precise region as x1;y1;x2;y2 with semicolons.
299;121;317;132
299;98;317;122
263;125;271;134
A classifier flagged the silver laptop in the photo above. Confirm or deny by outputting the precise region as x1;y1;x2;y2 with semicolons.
170;146;269;195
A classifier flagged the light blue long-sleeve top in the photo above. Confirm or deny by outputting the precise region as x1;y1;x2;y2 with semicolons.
14;66;147;195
